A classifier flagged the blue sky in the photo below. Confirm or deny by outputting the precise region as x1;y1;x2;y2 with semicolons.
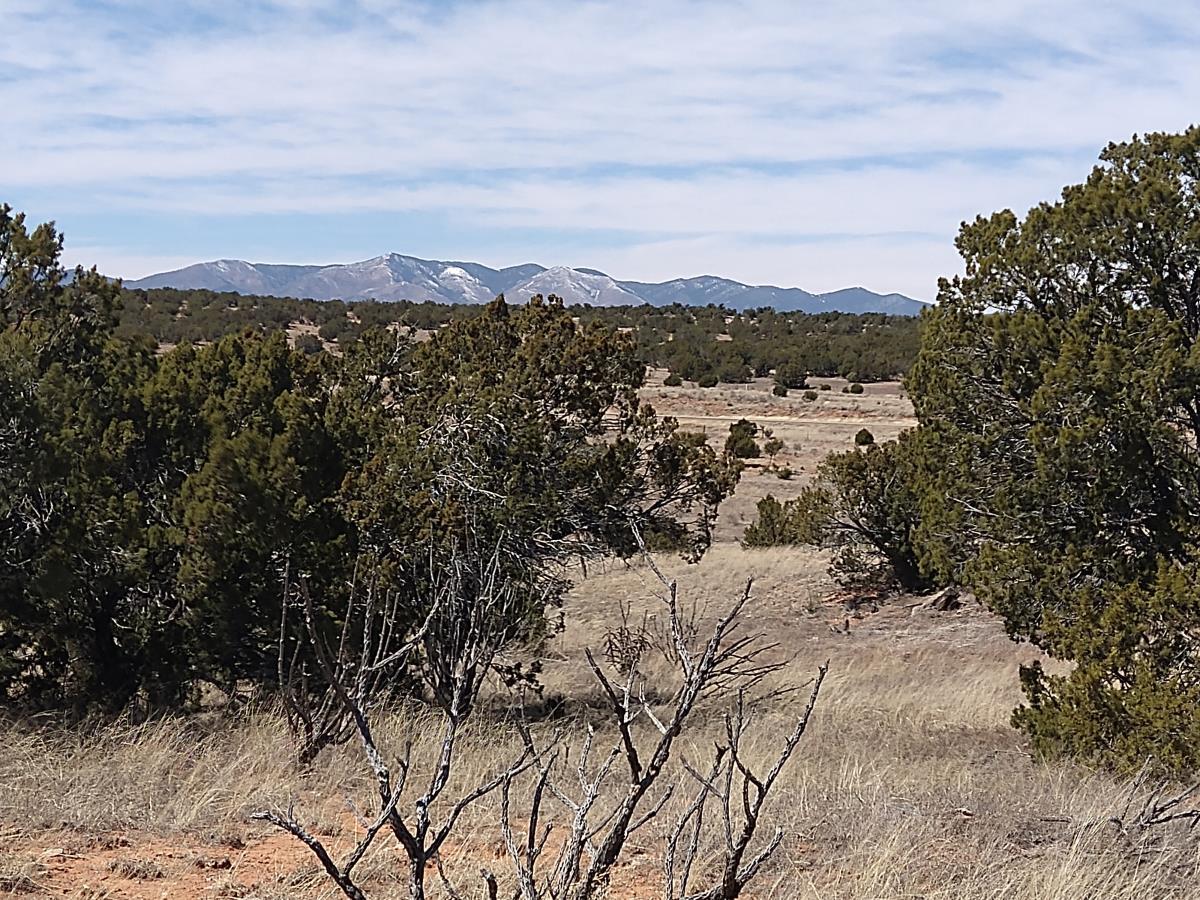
2;0;1198;299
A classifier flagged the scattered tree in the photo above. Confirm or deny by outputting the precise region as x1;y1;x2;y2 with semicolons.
772;357;808;390
743;436;930;592
725;419;761;459
761;430;784;463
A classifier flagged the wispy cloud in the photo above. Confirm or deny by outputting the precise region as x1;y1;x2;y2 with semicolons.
4;0;1197;296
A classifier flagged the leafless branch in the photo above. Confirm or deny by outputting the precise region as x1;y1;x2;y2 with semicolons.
496;533;824;900
260;531;549;900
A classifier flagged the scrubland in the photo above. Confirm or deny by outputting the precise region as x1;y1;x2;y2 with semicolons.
2;381;1196;899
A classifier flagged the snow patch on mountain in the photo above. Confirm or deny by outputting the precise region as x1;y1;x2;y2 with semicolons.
126;255;928;315
506;266;644;307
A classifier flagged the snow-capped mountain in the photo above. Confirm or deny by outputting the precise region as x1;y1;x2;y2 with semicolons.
270;254;497;305
623;276;823;312
128;259;318;296
505;266;644;307
127;254;928;315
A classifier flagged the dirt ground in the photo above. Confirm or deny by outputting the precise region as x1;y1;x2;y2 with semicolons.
639;371;915;541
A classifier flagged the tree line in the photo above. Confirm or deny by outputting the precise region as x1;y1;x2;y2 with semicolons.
116;287;921;383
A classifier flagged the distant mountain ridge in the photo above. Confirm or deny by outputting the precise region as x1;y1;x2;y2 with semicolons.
127;253;928;315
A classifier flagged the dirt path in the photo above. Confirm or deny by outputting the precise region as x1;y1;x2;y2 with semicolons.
670;413;917;427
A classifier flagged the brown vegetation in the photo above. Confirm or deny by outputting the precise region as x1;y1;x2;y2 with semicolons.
2;379;1197;899
2;544;1197;898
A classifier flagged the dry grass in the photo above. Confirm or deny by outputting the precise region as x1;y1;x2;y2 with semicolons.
1;545;1198;898
639;374;916;541
104;856;164;880
0;857;47;895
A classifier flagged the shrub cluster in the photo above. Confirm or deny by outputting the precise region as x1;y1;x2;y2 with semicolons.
744;127;1200;776
0;207;740;714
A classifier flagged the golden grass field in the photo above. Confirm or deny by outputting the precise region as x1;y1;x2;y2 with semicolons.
2;378;1197;899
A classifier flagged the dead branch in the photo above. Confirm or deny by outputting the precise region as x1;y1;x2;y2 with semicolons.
1106;762;1200;836
496;532;825;900
262;507;825;900
277;556;435;766
260;532;547;900
667;667;827;900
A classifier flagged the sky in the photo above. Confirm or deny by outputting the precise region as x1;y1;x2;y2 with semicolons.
2;1;1198;300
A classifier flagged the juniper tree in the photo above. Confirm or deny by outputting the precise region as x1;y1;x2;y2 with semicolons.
2;210;740;715
906;127;1200;773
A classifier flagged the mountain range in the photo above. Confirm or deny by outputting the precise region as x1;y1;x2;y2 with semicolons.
127;254;928;315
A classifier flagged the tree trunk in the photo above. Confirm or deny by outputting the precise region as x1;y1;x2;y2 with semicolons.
408;855;426;900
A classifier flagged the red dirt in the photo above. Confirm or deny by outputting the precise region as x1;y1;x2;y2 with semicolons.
2;825;318;897
1;823;669;898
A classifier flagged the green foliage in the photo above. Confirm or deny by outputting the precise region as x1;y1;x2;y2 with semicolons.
773;357;808;390
725;419;760;459
1013;558;1200;775
819;383;832;391
743;436;930;592
316;314;361;343
352;295;740;564
904;127;1200;774
742;496;805;548
0;224;354;711
854;428;874;446
848;382;864;394
697;373;718;388
802;390;818;401
771;383;787;397
114;290;922;385
1;208;741;715
1;204;181;709
149;331;352;695
664;372;683;386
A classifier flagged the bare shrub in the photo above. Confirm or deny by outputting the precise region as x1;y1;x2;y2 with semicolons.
258;535;825;900
601;599;651;677
277;559;431;767
485;549;826;900
257;537;539;900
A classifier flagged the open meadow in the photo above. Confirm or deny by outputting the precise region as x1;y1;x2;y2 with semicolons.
2;378;1196;900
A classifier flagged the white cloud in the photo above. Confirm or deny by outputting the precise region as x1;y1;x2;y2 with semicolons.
3;0;1198;291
